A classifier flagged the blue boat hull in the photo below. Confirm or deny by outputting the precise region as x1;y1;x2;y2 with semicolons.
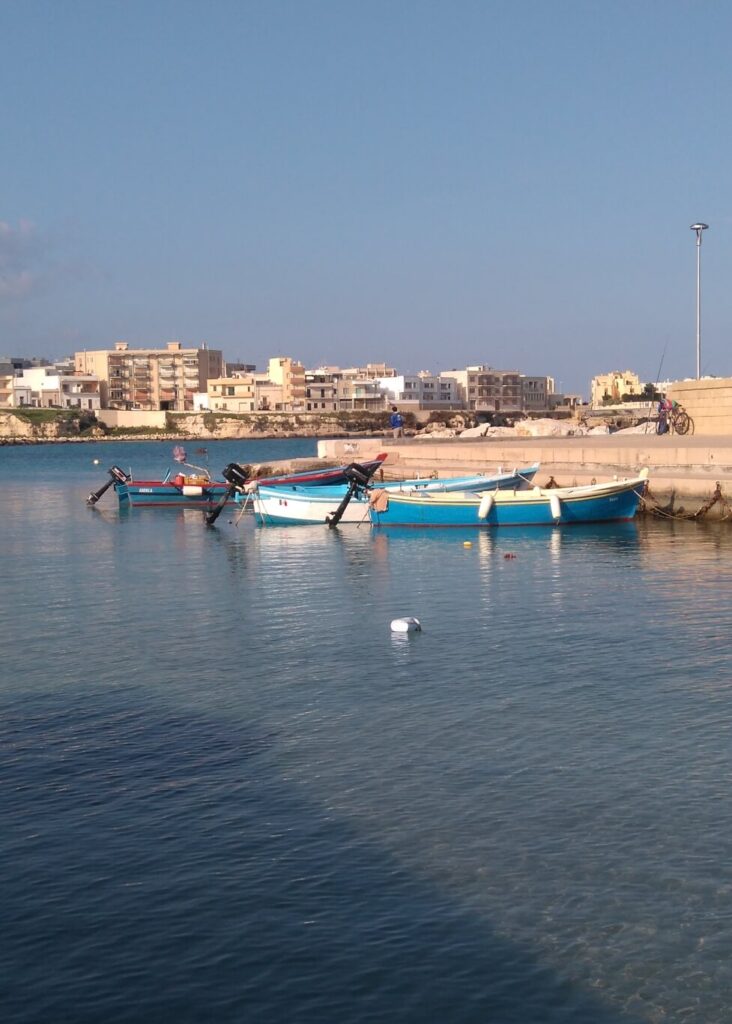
368;479;646;528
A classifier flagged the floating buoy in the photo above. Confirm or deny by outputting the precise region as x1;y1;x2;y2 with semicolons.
390;617;422;633
477;493;494;519
463;540;472;547
93;459;100;465
504;552;517;560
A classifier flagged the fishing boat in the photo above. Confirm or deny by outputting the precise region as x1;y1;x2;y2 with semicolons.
249;464;541;526
367;471;649;528
87;448;389;510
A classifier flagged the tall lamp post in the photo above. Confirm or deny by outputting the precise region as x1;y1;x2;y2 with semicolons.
690;222;709;379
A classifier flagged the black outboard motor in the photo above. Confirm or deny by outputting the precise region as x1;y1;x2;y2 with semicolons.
326;462;378;528
221;463;252;490
87;465;131;506
205;464;253;526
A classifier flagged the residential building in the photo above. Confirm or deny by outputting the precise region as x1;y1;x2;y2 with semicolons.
75;341;224;411
590;370;643;407
521;375;555;414
14;366;101;410
339;363;397;380
206;374;256;413
0;361;15;407
378;372;462;409
305;370;339;412
440;366;523;413
267;357;306;410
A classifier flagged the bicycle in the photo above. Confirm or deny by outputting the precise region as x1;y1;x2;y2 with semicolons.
657;402;694;436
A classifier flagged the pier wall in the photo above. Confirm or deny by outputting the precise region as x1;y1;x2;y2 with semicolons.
669;377;732;436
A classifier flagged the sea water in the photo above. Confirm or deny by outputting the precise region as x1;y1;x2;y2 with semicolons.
3;440;732;1023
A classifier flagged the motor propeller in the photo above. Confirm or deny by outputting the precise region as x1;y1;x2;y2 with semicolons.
87;465;131;506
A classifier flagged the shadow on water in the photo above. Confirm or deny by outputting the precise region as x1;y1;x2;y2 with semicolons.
2;696;645;1024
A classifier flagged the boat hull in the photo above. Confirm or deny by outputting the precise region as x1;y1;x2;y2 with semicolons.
115;480;233;509
253;488;372;525
368;477;647;528
114;454;389;509
251;464;541;526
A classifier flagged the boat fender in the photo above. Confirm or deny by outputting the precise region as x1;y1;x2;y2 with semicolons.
477;493;494;519
390;617;422;633
182;485;204;497
549;493;562;521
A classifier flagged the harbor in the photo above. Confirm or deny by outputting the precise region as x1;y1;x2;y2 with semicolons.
5;437;732;1024
317;433;732;520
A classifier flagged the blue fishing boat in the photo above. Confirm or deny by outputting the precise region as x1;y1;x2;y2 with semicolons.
367;471;649;528
250;464;540;525
87;451;389;510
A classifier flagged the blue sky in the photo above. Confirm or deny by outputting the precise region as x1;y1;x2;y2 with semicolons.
1;0;730;395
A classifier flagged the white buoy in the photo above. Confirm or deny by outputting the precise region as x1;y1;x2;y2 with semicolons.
93;458;100;465
477;493;494;519
390;617;422;633
549;492;562;521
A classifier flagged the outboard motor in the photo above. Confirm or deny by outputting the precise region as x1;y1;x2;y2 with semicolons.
87;465;131;506
222;463;253;490
342;462;374;488
327;462;378;528
205;464;253;526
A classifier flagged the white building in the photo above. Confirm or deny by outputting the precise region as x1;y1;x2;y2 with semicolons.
377;372;462;408
15;366;101;410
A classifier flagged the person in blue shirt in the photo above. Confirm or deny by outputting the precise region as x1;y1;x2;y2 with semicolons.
389;406;404;438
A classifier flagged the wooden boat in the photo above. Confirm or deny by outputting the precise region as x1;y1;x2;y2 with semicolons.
250;465;541;526
367;471;649;528
87;452;389;510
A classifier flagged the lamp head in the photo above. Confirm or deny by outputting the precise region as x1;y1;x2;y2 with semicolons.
690;223;709;231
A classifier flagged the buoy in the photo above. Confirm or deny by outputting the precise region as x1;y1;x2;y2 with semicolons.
477;493;494;519
549;492;562;521
504;552;517;560
93;459;100;465
463;540;472;547
390;617;422;633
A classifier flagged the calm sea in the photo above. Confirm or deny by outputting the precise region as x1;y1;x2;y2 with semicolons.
3;440;732;1023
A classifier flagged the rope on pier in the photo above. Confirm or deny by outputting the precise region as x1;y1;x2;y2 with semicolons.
640;481;732;522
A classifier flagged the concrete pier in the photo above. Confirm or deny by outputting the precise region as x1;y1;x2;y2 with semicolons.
317;434;732;520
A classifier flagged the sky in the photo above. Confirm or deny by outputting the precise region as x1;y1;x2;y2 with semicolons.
1;0;731;396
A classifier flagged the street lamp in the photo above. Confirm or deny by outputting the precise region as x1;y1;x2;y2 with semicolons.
690;222;709;379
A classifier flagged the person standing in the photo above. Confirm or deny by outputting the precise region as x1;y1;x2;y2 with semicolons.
389;406;404;439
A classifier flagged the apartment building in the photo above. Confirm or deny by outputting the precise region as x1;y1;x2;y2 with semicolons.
378;372;462;409
267;357;306;410
305;370;339;411
521;375;555;413
75;341;224;411
207;374;256;412
13;366;101;410
440;366;523;413
590;370;643;407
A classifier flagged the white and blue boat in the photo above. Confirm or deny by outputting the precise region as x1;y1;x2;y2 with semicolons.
250;465;540;525
367;471;649;529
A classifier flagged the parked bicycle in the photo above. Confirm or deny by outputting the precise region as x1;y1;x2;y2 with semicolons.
657;399;694;436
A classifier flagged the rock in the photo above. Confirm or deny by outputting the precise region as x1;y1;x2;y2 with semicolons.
459;424;491;438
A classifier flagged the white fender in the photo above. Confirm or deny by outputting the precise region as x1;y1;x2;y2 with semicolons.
549;492;562;521
390;617;422;633
477;493;494;519
182;485;204;497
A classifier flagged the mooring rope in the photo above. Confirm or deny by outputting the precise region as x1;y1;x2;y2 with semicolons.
640;481;732;522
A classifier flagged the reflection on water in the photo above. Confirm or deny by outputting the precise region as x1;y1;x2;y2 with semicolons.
7;456;732;1023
